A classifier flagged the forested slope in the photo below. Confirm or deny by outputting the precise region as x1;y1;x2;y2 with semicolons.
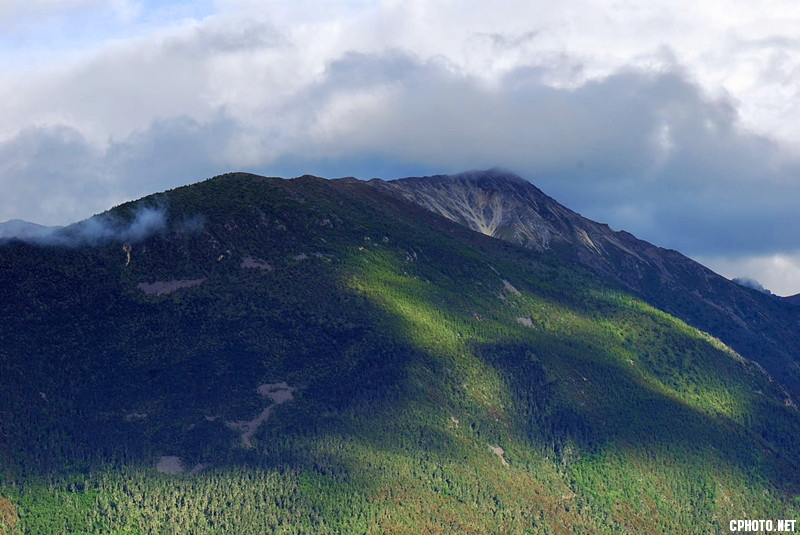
1;173;798;534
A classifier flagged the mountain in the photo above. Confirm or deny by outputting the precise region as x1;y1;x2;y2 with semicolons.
0;220;62;241
372;169;800;400
783;293;800;306
1;171;799;534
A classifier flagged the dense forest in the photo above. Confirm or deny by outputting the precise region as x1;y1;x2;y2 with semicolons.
1;173;798;533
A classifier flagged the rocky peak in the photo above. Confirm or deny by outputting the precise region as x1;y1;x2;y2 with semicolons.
371;169;573;251
371;169;671;288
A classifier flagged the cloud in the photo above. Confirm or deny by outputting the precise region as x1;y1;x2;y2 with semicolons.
3;0;800;291
732;277;772;295
0;125;113;225
54;205;168;246
0;115;232;225
3;46;800;262
0;0;139;26
262;51;800;259
3;205;169;247
698;254;800;298
0;14;285;144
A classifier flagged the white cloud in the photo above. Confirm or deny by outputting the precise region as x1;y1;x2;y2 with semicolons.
0;0;142;30
697;254;800;297
7;0;800;144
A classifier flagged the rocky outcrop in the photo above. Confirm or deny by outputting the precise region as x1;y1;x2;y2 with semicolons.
137;279;205;295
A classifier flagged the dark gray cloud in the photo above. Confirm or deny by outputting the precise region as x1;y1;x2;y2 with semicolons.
106;114;236;195
0;124;110;224
163;19;284;56
0;115;232;225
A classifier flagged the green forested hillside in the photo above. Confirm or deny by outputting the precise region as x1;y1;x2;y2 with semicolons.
1;173;798;534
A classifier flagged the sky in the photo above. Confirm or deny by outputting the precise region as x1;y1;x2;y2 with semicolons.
2;0;800;295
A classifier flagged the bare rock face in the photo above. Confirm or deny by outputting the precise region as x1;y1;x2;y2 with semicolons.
226;383;296;448
156;456;185;474
371;169;564;252
241;256;273;270
137;279;206;295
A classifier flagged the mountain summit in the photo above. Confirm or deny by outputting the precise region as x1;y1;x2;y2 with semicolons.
1;170;799;533
374;168;593;252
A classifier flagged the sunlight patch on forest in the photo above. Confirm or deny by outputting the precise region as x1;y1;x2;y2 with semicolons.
347;256;507;417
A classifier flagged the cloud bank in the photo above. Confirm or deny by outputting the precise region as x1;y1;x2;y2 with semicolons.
2;1;800;293
1;205;170;247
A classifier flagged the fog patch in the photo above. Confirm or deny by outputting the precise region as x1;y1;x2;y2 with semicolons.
0;220;63;241
732;277;773;295
6;205;168;247
175;213;205;234
697;253;800;297
63;206;167;245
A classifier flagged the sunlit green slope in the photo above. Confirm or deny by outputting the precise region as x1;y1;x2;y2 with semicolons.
1;173;798;534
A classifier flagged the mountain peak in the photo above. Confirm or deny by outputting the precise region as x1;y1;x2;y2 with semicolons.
374;168;589;252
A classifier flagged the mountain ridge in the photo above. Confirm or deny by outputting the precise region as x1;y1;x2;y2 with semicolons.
372;169;800;400
2;169;800;533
